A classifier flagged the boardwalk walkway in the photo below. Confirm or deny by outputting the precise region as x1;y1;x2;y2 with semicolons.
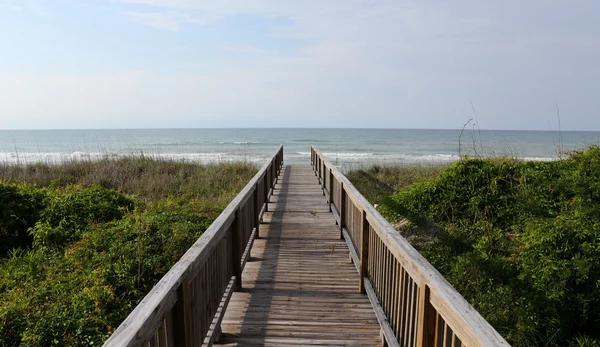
216;165;382;346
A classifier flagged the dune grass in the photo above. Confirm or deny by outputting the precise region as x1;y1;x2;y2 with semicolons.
0;158;257;346
348;147;600;346
345;164;445;205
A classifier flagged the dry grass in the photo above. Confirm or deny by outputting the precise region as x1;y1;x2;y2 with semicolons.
346;164;446;204
0;157;257;201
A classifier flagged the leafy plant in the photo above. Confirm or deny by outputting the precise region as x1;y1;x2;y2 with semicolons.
354;146;600;346
0;158;256;346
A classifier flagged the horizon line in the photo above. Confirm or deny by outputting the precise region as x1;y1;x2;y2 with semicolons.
1;127;598;132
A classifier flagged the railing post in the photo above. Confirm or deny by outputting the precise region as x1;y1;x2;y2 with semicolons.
264;170;269;212
231;209;242;291
253;183;260;239
319;158;323;180
172;285;190;347
416;284;436;347
313;148;318;176
328;168;333;212
279;146;283;169
274;158;278;184
317;158;321;182
340;182;346;240
322;161;326;196
359;209;369;294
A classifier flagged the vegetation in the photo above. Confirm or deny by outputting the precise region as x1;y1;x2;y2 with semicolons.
349;146;600;347
0;157;256;346
345;164;445;205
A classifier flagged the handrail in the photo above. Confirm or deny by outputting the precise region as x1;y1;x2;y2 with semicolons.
311;146;509;347
103;146;284;347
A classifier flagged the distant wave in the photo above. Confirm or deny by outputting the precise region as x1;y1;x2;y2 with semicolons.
291;151;555;164
0;152;267;165
0;151;556;166
295;152;375;157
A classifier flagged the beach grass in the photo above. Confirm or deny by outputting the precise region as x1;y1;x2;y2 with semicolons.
346;164;446;205
0;158;257;346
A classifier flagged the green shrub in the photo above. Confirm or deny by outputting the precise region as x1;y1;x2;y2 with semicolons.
0;184;47;257
0;159;256;346
376;146;600;346
30;185;134;248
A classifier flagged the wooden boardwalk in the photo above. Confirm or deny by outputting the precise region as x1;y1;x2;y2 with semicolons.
215;165;383;346
104;148;508;347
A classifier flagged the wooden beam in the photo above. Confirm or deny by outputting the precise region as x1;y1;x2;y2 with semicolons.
231;210;242;291
253;184;260;239
202;277;236;347
416;284;437;347
364;278;401;347
360;209;369;294
340;182;346;240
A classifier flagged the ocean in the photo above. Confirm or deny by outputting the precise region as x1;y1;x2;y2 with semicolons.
1;128;599;170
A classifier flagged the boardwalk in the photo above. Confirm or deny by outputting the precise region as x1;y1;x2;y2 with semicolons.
216;165;382;346
104;147;508;347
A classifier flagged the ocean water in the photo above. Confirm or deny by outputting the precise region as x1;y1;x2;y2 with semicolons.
1;129;599;170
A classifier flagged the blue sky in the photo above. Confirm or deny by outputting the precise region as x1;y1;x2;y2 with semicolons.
1;0;599;130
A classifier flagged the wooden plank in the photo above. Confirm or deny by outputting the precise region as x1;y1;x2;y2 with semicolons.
104;147;283;347
203;277;236;347
231;213;242;291
342;227;360;273
340;182;346;240
215;165;382;347
311;147;509;347
364;279;401;347
240;227;257;271
416;284;437;347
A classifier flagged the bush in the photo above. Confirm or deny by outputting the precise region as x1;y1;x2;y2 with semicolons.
0;159;256;346
0;184;47;257
30;185;134;248
376;146;600;346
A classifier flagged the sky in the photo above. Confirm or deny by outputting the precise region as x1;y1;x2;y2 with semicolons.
0;0;599;130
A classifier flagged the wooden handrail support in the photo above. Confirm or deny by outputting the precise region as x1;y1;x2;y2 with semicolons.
103;146;284;347
311;146;509;347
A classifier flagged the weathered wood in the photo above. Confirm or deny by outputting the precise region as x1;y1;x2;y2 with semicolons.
343;228;360;272
203;277;235;347
311;146;509;347
103;146;283;347
364;279;401;347
253;183;260;239
106;145;508;347
359;209;368;294
215;165;382;346
416;284;437;347
240;227;257;270
231;212;242;291
340;182;346;240
328;168;333;212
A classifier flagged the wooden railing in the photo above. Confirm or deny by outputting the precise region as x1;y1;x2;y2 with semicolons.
103;146;284;347
311;146;509;347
